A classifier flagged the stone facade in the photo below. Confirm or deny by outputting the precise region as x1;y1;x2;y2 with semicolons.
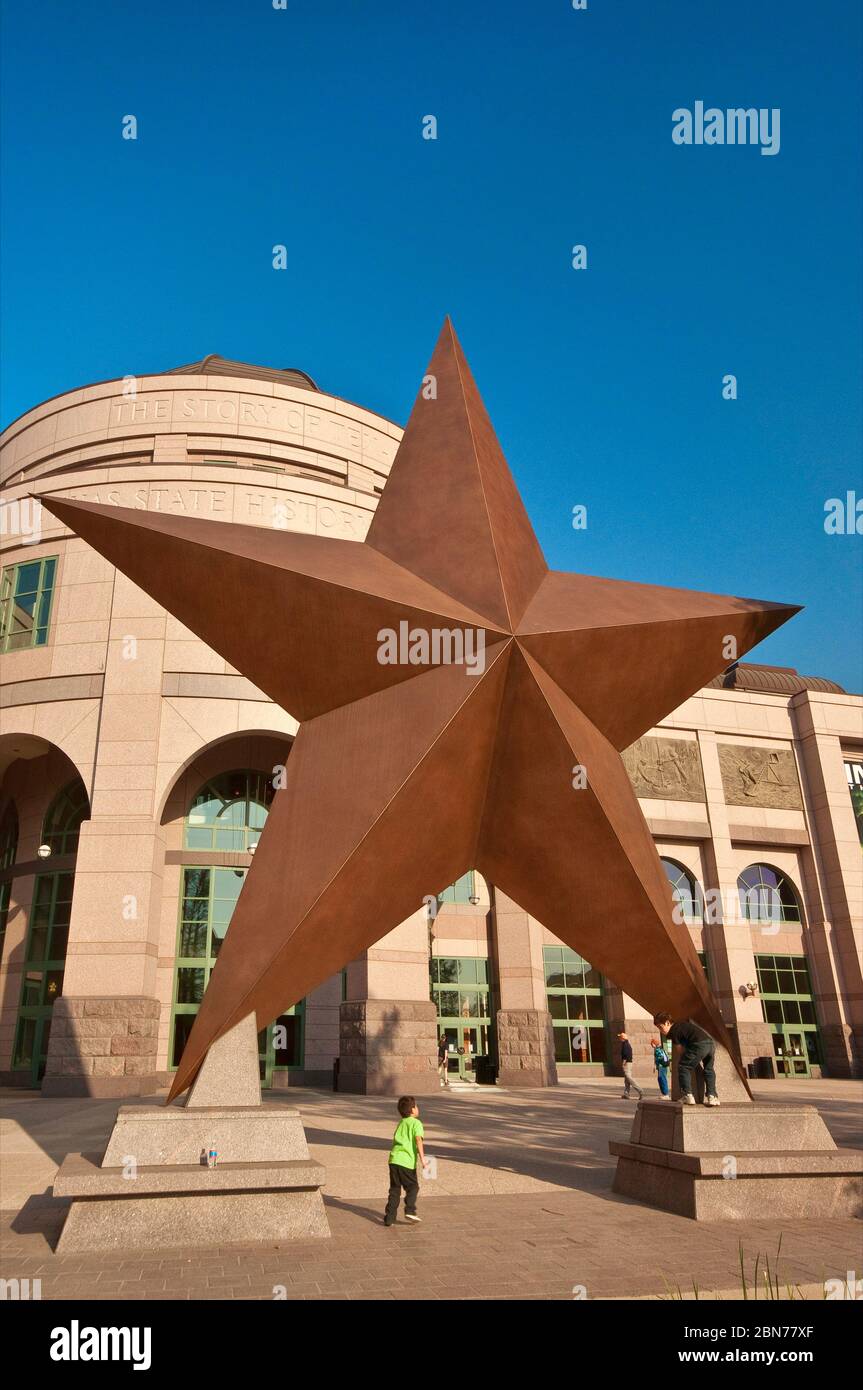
43;997;160;1097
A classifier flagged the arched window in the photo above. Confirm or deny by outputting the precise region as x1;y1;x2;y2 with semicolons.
41;781;89;856
0;802;17;964
661;857;704;924
184;769;274;852
737;863;802;924
0;801;17;869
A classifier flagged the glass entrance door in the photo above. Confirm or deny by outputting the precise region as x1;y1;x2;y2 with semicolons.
771;1028;810;1077
431;956;492;1082
439;1022;488;1080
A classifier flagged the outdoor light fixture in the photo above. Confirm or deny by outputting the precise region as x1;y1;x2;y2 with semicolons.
740;981;759;997
36;844;51;859
468;870;481;906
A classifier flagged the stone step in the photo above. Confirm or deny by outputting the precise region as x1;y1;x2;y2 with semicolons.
53;1151;325;1199
609;1139;863;1178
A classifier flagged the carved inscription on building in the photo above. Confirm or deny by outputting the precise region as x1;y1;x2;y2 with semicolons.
718;744;803;809
107;393;398;467
62;484;371;540
622;736;705;802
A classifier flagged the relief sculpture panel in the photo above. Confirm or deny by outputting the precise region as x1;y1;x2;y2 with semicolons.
622;736;705;802
718;744;803;809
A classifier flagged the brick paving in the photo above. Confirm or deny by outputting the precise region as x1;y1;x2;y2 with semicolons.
1;1078;860;1301
2;1189;860;1301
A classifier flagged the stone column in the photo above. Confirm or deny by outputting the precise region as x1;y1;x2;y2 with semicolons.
605;991;654;1078
791;693;863;1077
41;816;166;1096
697;732;775;1068
43;569;167;1096
491;889;557;1087
299;972;342;1088
338;907;438;1094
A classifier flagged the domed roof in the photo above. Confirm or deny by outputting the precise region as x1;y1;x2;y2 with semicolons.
706;662;846;696
164;355;319;392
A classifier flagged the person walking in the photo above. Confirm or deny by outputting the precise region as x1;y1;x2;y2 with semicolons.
437;1031;450;1088
617;1030;644;1100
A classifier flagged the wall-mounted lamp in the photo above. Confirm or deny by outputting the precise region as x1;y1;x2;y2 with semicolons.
739;981;758;998
468;869;481;906
36;844;51;859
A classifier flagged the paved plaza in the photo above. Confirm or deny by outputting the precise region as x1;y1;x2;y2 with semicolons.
1;1078;860;1301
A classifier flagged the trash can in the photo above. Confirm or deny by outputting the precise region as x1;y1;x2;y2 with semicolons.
755;1055;775;1080
475;1056;498;1086
746;1061;758;1079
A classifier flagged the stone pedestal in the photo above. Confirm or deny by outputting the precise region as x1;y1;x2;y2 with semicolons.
42;997;160;1098
52;1015;330;1251
610;1099;863;1220
496;1008;557;1088
338;999;438;1094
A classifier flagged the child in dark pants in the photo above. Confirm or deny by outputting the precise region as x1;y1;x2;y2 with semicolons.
383;1095;426;1226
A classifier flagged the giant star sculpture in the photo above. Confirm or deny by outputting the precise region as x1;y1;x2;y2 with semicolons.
43;321;799;1100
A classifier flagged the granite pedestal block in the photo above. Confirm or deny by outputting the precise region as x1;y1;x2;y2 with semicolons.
52;1015;331;1251
610;1098;863;1220
338;999;439;1094
496;1008;557;1088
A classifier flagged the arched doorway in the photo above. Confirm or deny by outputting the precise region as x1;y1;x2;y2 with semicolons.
429;870;494;1083
12;778;89;1087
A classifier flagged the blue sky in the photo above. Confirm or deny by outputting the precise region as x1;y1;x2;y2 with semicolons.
2;0;861;689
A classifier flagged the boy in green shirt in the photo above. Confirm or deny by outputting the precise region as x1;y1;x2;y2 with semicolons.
383;1095;426;1226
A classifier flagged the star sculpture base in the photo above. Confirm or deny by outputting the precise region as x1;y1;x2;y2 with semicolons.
610;1098;863;1221
53;1017;330;1253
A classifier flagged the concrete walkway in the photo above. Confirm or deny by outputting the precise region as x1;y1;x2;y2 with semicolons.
1;1078;860;1300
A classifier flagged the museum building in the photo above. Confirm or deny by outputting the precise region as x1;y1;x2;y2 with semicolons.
0;356;861;1096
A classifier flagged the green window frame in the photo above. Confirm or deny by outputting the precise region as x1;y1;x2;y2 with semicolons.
0;880;11;965
661;857;703;924
0;802;17;964
430;955;491;1020
431;956;492;1078
13;872;74;1083
437;871;479;906
0;556;57;653
738;863;802;923
184;769;274;852
169;865;304;1077
543;945;607;1065
41;781;89;856
755;953;822;1067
